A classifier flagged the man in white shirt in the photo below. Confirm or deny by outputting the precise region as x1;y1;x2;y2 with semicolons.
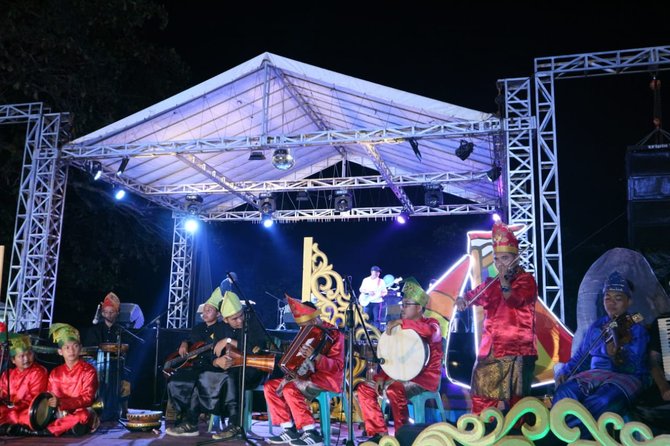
359;266;388;329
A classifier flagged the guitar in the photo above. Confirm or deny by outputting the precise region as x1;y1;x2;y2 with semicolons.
162;341;213;378
360;277;403;307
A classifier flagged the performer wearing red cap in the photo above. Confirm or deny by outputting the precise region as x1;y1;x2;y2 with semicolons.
0;332;49;436
84;292;123;345
264;296;345;446
456;221;537;414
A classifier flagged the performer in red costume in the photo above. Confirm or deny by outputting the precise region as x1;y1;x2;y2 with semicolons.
0;332;49;435
264;296;344;446
42;323;99;437
355;277;443;443
456;220;538;414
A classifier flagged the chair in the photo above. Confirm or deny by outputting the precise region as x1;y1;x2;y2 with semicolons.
316;391;348;446
208;384;273;434
381;389;446;424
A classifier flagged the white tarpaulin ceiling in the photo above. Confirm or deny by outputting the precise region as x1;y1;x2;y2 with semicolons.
64;52;500;221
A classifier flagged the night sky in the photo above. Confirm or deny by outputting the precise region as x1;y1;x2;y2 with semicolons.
49;2;670;333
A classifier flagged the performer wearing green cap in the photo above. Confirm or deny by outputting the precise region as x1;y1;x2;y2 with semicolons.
209;290;269;440
166;287;227;437
355;277;443;443
0;332;49;436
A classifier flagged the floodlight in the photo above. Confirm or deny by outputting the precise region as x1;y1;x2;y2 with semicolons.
455;140;474;161
184;216;200;233
86;160;103;180
486;165;502;181
334;190;353;212
185;194;204;214
396;209;410;224
114;188;126;200
271;148;295;170
492;213;502;223
261;213;274;228
116;157;129;177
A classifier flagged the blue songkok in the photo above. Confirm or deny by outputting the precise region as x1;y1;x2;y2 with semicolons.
602;271;631;298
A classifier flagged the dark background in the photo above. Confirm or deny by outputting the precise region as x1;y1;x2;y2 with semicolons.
2;0;669;407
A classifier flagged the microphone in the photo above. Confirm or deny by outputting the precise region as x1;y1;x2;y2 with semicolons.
252;346;283;355
92;304;101;324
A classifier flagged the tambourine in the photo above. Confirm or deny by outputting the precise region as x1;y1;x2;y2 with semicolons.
99;342;129;355
29;392;55;430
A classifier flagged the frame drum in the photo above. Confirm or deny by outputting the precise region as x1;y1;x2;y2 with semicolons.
377;327;429;381
29;392;55;430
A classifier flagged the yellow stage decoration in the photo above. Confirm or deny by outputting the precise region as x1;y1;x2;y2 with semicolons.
358;397;669;446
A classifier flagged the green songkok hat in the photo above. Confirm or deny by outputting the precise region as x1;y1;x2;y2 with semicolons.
49;323;80;347
402;277;430;307
9;333;32;356
220;290;243;318
204;287;224;312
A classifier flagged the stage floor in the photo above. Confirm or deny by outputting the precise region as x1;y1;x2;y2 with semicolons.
0;417;365;446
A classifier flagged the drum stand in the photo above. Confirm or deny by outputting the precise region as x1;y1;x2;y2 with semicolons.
344;276;383;446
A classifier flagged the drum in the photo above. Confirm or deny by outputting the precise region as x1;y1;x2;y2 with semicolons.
99;342;129;355
126;409;163;423
29;392;55;430
377;327;429;381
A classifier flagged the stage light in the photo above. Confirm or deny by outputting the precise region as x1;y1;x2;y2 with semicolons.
334;190;352;212
271;148;295;170
116;157;129;177
296;191;310;202
261;213;274;228
248;150;266;161
408;138;422;160
184;216;200;233
423;184;443;207
114;188;126;200
487;165;502;181
185;194;204;214
86;160;103;180
492;213;502;223
456;140;474;161
396;209;410;224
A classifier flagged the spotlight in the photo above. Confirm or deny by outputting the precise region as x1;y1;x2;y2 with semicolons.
271;148;295;170
486;165;502;181
492;212;502;223
116;157;129;177
261;213;274;228
259;193;276;214
396;209;410;224
86;160;103;180
455;140;474;161
333;190;353;212
248;150;266;161
423;184;443;207
185;194;204;214
184;216;200;233
114;188;126;200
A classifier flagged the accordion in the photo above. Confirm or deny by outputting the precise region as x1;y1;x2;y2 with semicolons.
279;324;335;379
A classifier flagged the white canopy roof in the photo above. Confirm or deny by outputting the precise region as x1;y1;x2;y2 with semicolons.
65;52;500;221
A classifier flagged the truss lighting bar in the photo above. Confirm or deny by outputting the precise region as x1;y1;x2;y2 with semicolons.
60;118;505;159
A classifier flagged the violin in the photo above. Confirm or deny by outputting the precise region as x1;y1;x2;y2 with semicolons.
603;312;643;364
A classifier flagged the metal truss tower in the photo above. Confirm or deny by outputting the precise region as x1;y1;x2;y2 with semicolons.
1;103;69;331
166;215;195;328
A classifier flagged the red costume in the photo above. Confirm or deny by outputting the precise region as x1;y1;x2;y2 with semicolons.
46;359;98;436
0;362;49;426
264;297;345;430
356;316;443;436
463;221;537;414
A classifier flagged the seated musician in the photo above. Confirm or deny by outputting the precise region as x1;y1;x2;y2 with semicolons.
553;272;649;432
455;220;537;415
264;295;345;446
166;288;226;437
83;292;130;421
36;323;100;437
355;277;442;443
209;290;269;440
0;332;49;436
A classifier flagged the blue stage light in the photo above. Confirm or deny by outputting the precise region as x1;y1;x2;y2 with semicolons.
114;188;126;200
184;217;199;233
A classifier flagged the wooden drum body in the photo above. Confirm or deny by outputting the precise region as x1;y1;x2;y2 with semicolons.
377;327;429;381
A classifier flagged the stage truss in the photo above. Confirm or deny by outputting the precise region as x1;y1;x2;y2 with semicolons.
3;45;669;329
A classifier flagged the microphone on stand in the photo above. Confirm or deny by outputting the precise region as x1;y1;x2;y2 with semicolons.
92;304;101;324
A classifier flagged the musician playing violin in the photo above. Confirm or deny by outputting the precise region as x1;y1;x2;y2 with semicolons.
264;296;344;446
553;271;649;433
0;332;49;436
166;288;226;437
456;220;538;415
356;277;442;444
208;290;268;440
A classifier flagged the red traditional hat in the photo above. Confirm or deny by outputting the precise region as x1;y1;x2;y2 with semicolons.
492;221;519;254
285;294;320;324
102;292;121;311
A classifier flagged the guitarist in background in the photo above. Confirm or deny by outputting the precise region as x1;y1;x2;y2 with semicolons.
359;266;388;329
165;288;226;437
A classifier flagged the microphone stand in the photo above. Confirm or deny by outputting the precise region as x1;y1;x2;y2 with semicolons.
344;276;382;446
